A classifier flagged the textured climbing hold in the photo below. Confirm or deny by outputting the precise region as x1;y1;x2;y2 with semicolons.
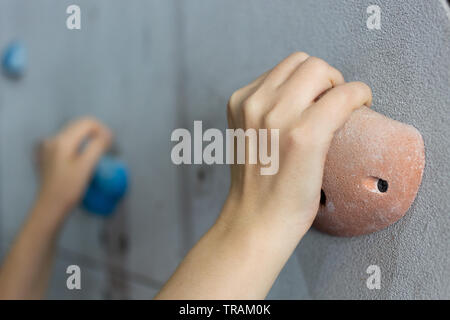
314;107;425;237
2;41;27;78
82;156;129;216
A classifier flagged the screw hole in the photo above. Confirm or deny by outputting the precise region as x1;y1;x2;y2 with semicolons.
377;179;388;193
320;189;326;205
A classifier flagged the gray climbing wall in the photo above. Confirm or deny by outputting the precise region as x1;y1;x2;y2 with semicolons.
178;0;450;299
0;0;449;299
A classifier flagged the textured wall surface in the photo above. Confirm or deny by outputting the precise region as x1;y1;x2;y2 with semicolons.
0;0;449;299
177;0;450;299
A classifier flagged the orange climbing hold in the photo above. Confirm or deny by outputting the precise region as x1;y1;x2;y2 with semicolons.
314;107;425;237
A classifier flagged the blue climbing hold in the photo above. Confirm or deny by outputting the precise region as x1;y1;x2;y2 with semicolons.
82;156;129;216
2;41;27;78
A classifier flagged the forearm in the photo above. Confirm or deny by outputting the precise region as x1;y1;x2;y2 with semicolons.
155;201;305;300
0;117;111;300
0;195;65;299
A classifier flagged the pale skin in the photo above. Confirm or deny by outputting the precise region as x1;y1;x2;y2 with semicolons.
0;52;372;300
0;118;112;299
155;52;372;299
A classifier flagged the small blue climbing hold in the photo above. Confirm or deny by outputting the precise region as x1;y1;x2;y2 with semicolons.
82;156;129;216
2;41;27;78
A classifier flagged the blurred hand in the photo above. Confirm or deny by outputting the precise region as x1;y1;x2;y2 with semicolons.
37;117;112;215
0;117;112;299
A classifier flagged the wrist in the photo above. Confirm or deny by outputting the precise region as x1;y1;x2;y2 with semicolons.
31;192;70;229
215;196;308;255
209;205;304;294
37;184;76;213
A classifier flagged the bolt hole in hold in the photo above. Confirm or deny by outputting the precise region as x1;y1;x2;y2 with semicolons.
377;178;388;193
320;189;326;205
363;176;388;193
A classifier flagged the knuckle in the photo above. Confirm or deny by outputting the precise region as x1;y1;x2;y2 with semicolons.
263;111;280;129
352;81;372;96
334;85;354;104
307;56;330;74
287;128;306;148
228;89;242;109
241;95;260;119
330;66;344;83
289;51;309;61
242;96;260;126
